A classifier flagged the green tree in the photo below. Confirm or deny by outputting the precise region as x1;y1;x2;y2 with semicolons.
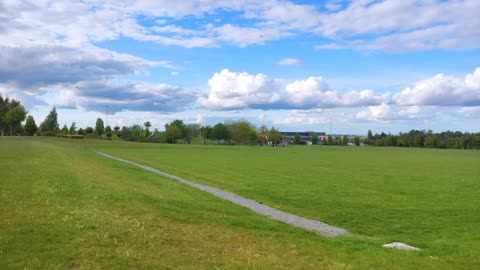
212;123;229;144
95;118;104;135
257;125;269;145
335;136;342;145
186;123;200;144
228;121;255;144
269;127;282;146
311;133;319;144
165;125;182;144
40;107;59;133
0;95;21;136
85;127;94;134
293;134;302;145
24;115;38;136
414;134;423;147
144;121;151;137
69;122;76;135
367;130;373;141
200;125;212;144
165;120;187;141
327;135;334;145
354;136;360;146
61;124;68;134
4;105;27;136
131;125;143;138
105;125;112;133
77;128;85;135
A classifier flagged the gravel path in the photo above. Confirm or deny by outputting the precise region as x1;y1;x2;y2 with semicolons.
97;151;347;237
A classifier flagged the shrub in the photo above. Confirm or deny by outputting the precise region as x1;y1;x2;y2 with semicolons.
84;133;100;139
61;134;84;139
42;131;57;137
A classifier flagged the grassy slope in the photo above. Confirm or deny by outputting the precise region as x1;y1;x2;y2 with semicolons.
1;137;479;269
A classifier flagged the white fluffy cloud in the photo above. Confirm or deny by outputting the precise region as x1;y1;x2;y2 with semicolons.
199;69;282;110
200;70;388;110
394;67;480;106
356;103;429;122
285;77;337;107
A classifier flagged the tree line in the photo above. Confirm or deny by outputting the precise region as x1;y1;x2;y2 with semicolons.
364;129;480;149
1;95;479;150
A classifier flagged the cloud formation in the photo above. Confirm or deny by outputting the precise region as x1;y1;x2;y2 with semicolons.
200;69;388;111
394;68;480;106
0;45;153;90
45;80;198;113
199;69;282;110
356;104;428;123
1;0;477;51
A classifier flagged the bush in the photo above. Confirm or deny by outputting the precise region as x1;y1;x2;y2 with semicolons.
84;133;100;139
105;132;112;138
61;134;84;139
41;131;57;137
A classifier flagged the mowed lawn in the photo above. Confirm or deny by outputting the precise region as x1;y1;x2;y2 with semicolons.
1;137;479;269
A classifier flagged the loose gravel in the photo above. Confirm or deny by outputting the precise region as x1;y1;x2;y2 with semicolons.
97;151;348;237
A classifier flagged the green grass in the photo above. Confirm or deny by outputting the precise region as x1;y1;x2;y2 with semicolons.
1;137;479;269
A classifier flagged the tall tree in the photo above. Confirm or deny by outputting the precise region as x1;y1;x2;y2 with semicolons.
212;123;229;144
165;119;187;141
200;125;212;144
227;121;254;144
144;121;151;137
257;125;269;145
0;95;21;136
293;134;302;144
185;123;200;144
165;125;182;144
40;107;59;133
4;105;27;135
85;127;94;134
269;127;282;146
69;122;76;135
354;136;360;146
367;130;373;140
61;124;68;134
24;115;38;136
327;135;334;145
95;118;104;135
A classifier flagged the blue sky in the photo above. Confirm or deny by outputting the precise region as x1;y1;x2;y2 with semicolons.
1;0;479;134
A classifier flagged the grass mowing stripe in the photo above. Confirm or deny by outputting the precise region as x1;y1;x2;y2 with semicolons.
97;151;347;237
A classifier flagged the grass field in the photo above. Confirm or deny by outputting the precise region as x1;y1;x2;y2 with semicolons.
1;137;479;269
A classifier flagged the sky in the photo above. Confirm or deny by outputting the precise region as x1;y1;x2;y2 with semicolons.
1;0;479;135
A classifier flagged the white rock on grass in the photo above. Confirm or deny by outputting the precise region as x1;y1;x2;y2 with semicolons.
382;242;420;251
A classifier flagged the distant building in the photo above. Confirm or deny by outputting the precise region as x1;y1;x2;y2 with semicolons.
280;131;326;143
